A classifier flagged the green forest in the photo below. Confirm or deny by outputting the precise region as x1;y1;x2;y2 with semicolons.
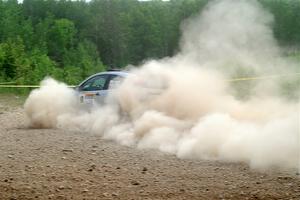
0;0;300;86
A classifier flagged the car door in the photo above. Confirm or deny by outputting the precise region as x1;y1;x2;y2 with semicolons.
78;74;110;105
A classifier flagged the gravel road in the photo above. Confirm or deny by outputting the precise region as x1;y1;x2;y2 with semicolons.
0;101;300;200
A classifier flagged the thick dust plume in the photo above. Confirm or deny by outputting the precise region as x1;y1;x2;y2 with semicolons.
24;0;300;172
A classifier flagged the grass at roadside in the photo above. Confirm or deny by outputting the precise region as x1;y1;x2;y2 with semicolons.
0;93;28;112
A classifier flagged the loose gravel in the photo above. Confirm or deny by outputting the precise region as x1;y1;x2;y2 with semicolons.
0;101;299;200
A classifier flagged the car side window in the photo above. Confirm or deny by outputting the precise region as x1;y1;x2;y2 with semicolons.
108;75;124;90
80;75;109;91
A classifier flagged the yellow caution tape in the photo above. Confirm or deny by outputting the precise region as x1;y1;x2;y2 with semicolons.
0;85;75;88
228;73;300;82
0;73;299;88
0;85;40;88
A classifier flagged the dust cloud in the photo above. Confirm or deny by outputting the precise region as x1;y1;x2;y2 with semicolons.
24;0;299;172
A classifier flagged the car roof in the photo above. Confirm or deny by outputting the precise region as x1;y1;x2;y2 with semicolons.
95;71;129;77
78;71;129;86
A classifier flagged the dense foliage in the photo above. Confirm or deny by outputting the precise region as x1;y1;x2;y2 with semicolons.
0;0;300;86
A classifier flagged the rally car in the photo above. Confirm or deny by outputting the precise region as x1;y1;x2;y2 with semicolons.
76;70;128;105
76;69;168;107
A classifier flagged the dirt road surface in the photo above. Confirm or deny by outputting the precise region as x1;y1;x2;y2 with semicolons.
0;96;299;200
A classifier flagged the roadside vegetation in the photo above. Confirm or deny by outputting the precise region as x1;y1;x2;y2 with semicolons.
0;0;300;92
